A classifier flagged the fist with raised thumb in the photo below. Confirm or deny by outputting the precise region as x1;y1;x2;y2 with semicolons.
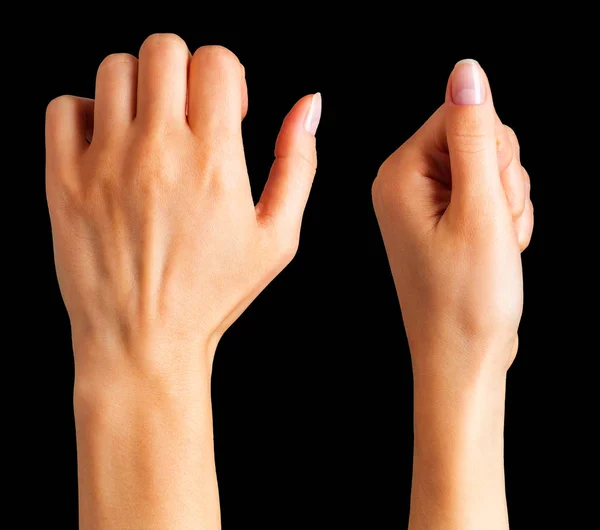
372;60;533;380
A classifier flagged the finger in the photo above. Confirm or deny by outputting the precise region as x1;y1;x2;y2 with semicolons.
495;116;514;174
137;33;189;125
256;93;321;240
501;125;526;219
508;334;519;368
46;95;94;171
523;164;531;195
444;59;507;220
515;197;534;251
188;45;245;136
404;109;513;177
94;53;138;140
241;64;248;121
515;167;533;251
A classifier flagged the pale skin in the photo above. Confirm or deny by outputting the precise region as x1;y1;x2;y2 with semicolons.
46;34;320;529
373;59;533;528
46;33;532;529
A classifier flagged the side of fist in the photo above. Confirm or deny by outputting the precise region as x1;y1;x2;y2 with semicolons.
372;60;533;380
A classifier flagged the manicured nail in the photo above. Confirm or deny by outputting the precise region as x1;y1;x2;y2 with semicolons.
304;92;322;136
451;59;485;105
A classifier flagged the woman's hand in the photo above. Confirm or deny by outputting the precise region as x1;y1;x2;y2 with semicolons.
373;59;533;381
45;34;321;529
46;35;321;380
372;59;533;530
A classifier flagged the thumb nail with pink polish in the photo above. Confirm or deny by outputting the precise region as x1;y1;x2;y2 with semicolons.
451;59;485;105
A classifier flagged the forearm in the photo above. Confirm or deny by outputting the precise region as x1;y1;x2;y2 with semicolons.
409;349;509;530
73;342;220;530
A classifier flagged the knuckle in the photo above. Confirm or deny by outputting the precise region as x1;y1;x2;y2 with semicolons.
517;232;527;250
504;125;520;158
450;132;490;154
47;169;83;212
193;45;240;73
371;175;380;200
98;53;137;73
135;119;186;151
447;113;493;153
377;141;413;180
371;176;406;221
374;156;394;189
518;225;532;251
46;95;74;121
504;125;518;144
496;130;514;166
511;194;526;219
376;155;395;182
371;174;386;208
451;129;488;142
372;159;404;208
277;151;317;173
141;33;188;56
522;166;531;193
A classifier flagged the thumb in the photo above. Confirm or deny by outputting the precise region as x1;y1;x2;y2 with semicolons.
256;93;321;237
445;60;506;221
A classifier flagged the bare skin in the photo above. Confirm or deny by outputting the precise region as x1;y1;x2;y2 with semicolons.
372;60;533;529
47;35;531;528
45;34;321;529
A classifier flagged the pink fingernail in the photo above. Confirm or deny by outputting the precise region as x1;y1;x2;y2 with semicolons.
451;59;485;105
304;93;322;136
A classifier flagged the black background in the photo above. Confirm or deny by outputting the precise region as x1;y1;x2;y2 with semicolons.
22;21;592;529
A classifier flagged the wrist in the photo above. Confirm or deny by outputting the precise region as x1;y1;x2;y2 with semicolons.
412;370;506;456
409;329;515;387
410;353;509;529
73;344;215;470
72;330;216;408
73;367;212;427
411;344;507;463
72;336;220;529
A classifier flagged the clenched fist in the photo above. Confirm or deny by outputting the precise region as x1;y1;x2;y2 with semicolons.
45;34;321;529
372;59;534;530
46;35;321;379
373;59;533;380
